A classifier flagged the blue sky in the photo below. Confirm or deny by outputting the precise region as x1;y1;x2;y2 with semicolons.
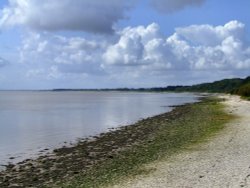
0;0;250;89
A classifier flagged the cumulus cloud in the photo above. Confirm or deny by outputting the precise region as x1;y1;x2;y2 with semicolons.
169;20;250;70
103;23;173;69
150;0;206;13
0;0;132;33
17;20;250;85
103;20;250;71
19;32;107;79
175;20;245;46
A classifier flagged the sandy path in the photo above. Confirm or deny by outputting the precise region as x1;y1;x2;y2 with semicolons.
111;95;250;188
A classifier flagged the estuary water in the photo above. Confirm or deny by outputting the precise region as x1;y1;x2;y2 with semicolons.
0;91;198;167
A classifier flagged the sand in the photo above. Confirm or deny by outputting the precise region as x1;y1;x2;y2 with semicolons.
111;95;250;188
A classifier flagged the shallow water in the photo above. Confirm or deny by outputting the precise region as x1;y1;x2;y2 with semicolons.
0;91;198;167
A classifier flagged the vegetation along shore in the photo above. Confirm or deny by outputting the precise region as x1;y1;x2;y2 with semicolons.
110;95;250;188
0;96;234;187
52;76;250;100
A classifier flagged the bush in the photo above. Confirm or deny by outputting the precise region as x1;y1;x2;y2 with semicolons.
237;83;250;97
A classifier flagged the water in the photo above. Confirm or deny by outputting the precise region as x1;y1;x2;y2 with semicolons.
0;91;198;167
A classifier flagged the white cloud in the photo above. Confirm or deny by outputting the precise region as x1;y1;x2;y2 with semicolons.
0;0;132;33
103;20;250;72
169;20;250;70
150;0;206;13
103;27;145;66
16;20;250;87
0;1;248;89
19;32;107;78
103;23;172;69
175;20;245;46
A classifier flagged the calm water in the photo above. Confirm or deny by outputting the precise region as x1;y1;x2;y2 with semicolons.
0;91;198;167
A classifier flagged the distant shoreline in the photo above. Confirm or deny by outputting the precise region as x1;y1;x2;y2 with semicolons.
0;75;249;95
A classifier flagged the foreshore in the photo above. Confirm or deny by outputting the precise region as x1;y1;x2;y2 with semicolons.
111;95;250;188
0;96;232;188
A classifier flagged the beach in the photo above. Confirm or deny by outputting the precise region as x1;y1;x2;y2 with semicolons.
0;97;200;187
0;95;239;187
111;95;250;188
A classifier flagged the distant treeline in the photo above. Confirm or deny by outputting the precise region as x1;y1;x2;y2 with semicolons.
53;76;250;98
165;76;250;94
164;76;250;98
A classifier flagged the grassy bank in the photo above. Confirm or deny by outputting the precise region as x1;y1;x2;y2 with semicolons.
59;97;234;188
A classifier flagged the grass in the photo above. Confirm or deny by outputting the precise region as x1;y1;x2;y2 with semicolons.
241;96;250;101
57;97;234;188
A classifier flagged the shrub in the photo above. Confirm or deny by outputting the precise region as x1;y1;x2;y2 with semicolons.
237;83;250;97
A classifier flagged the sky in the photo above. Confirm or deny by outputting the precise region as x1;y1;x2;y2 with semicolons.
0;0;250;89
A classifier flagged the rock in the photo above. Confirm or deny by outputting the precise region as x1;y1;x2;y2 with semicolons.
6;164;15;169
88;152;97;158
8;183;22;188
32;176;39;181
